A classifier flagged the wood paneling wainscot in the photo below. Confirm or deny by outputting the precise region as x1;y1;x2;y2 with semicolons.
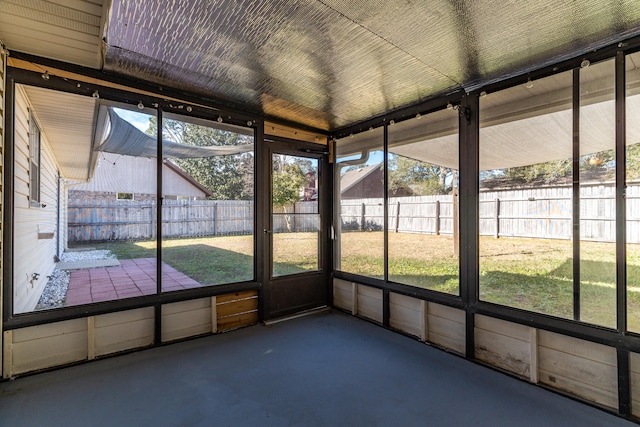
162;298;213;342
93;307;154;357
216;291;259;332
389;293;424;339
538;330;618;409
427;302;465;355
5;318;87;377
332;278;354;313
630;352;640;418
357;285;383;323
475;315;534;379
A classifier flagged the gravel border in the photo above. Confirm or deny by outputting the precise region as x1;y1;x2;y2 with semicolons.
35;250;115;311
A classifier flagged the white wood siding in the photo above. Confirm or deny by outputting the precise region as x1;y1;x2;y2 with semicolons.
13;86;60;313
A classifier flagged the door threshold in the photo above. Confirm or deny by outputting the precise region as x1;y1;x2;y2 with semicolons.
264;306;330;325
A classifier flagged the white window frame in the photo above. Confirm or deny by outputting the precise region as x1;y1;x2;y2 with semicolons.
29;112;41;207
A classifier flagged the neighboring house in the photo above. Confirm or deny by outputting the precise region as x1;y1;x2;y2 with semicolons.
340;164;413;199
302;171;317;201
70;153;213;202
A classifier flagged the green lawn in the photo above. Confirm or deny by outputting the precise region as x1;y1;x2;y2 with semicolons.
71;232;640;331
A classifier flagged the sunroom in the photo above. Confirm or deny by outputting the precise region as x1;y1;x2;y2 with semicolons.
2;0;640;425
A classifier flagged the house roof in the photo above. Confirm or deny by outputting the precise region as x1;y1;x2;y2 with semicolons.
339;164;382;194
2;1;640;131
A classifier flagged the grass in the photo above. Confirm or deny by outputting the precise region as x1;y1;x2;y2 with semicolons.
71;231;640;331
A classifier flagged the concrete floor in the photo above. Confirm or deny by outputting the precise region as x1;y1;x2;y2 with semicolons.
0;311;636;427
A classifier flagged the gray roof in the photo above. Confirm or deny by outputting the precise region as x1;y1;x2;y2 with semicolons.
340;164;382;193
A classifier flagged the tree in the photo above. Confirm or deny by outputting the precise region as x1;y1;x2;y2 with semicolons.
272;155;308;231
147;116;254;200
388;154;451;195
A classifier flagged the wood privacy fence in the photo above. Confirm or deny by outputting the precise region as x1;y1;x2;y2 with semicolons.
340;182;640;243
68;198;254;242
68;195;319;242
68;182;640;243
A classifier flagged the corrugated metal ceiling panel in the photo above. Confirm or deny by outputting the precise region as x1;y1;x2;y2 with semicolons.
102;0;640;130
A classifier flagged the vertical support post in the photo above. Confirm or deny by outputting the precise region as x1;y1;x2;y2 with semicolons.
383;124;389;282
87;316;95;360
395;201;400;233
213;202;218;236
211;296;218;334
618;348;631;417
420;300;429;342
615;51;627;334
435;200;440;235
360;203;365;231
529;327;538;383
459;93;479;360
382;289;390;327
616;51;631;418
2;330;12;379
0;45;7;378
154;107;163;345
352;282;358;316
494;197;500;238
572;68;581;322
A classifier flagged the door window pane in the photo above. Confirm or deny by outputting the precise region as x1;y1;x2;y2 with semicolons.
272;154;319;276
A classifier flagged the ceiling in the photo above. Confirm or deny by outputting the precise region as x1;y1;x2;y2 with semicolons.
2;0;640;131
21;85;98;181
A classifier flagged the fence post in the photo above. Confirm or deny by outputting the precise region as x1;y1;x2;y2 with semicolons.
494;197;500;238
395;201;401;233
150;201;156;239
213;202;218;236
361;203;366;231
435;200;440;235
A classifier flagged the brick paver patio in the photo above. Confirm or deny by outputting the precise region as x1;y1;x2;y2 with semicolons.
65;258;201;306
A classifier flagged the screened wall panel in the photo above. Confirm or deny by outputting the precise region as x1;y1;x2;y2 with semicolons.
479;70;574;319
387;110;459;294
335;128;384;279
579;58;616;328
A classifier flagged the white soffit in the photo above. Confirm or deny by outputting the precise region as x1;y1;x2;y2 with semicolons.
0;0;105;68
23;85;98;180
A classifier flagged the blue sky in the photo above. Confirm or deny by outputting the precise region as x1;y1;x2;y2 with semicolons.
113;108;152;132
